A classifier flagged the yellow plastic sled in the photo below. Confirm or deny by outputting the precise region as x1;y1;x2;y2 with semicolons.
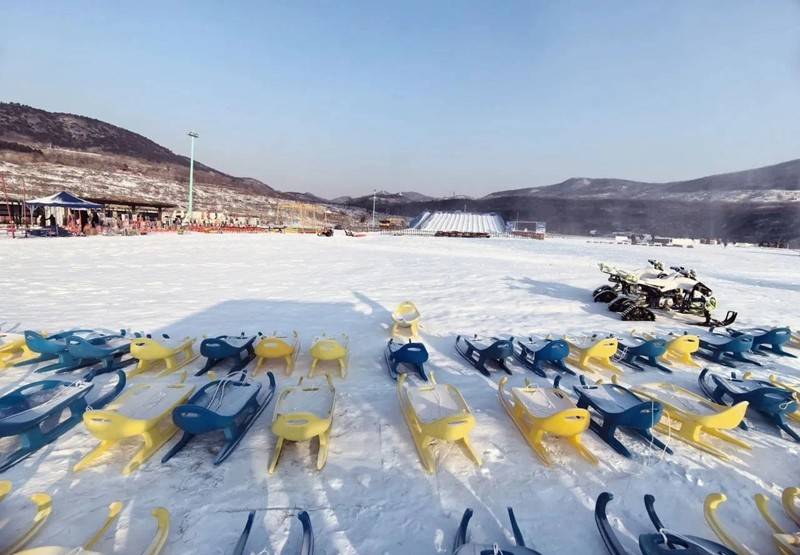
254;331;299;375
391;301;421;338
75;381;195;475
397;372;481;473
309;334;349;378
128;335;198;378
639;330;701;367
754;487;800;555
499;377;597;466
269;376;335;474
0;479;10;502
705;493;767;555
565;334;623;375
631;381;749;460
0;487;52;555
0;332;40;369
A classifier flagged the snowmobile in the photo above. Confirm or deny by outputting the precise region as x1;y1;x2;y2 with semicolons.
593;260;736;326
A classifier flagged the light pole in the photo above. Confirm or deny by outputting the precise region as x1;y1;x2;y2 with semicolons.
186;131;199;224
371;189;377;229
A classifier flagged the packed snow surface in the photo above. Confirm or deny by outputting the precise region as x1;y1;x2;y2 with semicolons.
0;233;798;554
413;211;506;234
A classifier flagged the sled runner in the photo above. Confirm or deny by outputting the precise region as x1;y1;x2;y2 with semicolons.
728;326;796;358
513;336;574;377
233;510;314;555
595;491;735;555
0;331;39;368
74;381;195;475
254;331;299;375
452;507;542;555
269;376;335;474
616;335;671;372
755;487;800;555
0;489;52;555
308;334;349;378
698;368;800;441
161;372;276;465
27;330;136;375
631;382;749;460
454;334;514;377
391;301;421;338
696;330;760;368
13;502;170;555
638;331;701;368
573;376;671;458
499;376;596;466
704;493;766;555
564;334;623;375
398;372;481;473
128;334;199;378
196;334;257;376
385;338;428;380
0;371;126;472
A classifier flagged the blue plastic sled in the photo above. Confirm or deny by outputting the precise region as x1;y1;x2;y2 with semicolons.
233;509;314;555
698;368;799;442
20;329;99;371
0;371;126;472
455;335;514;377
162;372;276;465
595;492;736;555
196;334;257;376
385;339;428;381
696;331;760;368
728;326;796;358
62;332;137;376
573;376;671;458
453;507;541;555
513;336;574;377
616;336;671;373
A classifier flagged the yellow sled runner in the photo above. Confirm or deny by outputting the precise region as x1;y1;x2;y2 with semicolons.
0;485;52;555
499;377;597;466
755;487;800;555
75;381;195;475
269;376;335;474
0;331;40;369
309;334;349;378
397;372;481;473
254;331;299;375
128;335;199;378
565;334;623;375
391;301;421;338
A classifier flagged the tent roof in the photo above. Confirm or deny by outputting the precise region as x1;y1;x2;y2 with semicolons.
26;191;103;210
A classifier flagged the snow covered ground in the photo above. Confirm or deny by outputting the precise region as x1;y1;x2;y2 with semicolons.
0;233;798;554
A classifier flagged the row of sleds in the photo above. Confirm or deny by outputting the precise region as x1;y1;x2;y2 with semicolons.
0;478;316;555
0;326;351;477
386;312;800;473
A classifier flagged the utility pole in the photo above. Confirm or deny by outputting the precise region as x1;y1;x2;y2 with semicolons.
372;189;377;229
187;131;199;224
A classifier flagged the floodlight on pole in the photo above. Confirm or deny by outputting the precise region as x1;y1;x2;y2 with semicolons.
187;131;199;224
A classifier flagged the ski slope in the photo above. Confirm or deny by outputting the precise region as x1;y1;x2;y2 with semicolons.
0;233;798;554
412;211;506;234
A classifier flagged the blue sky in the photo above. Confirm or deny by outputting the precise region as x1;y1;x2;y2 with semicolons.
2;1;799;197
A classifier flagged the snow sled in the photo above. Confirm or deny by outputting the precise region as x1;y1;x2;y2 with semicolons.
26;329;136;375
454;334;514;377
398;372;481;473
233;510;314;555
385;338;428;380
13;501;170;555
391;301;421;338
499;376;597;466
254;331;299;375
696;330;760;368
564;334;623;375
196;334;257;376
74;381;195;475
128;334;199;378
704;493;772;555
0;371;126;472
513;336;574;377
641;331;701;368
452;507;542;555
15;329;94;370
308;334;349;378
755;487;800;555
698;368;799;442
728;326;796;358
161;372;276;465
615;335;671;373
595;492;735;555
269;376;335;474
573;376;671;458
0;484;52;554
0;331;39;368
631;382;749;460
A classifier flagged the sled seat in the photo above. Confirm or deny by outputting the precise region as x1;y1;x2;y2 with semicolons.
513;336;573;377
269;376;335;473
0;332;40;368
565;334;622;375
455;334;514;376
24;329;114;373
75;381;195;475
617;335;670;372
697;331;759;367
129;335;198;377
391;301;421;337
385;339;428;380
729;326;795;358
254;332;299;375
499;377;596;466
646;331;701;367
65;333;136;375
197;334;257;376
632;382;749;460
309;334;348;378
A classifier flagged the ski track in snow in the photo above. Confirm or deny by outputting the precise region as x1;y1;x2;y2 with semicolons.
0;233;798;554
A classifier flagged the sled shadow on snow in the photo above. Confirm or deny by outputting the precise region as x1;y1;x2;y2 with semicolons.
502;276;616;319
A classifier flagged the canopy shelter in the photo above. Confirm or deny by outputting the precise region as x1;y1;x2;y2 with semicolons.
26;191;103;210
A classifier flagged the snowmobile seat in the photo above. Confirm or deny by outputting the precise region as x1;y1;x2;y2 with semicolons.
385;338;428;380
564;334;623;375
617;335;670;372
196;334;257;376
728;326;796;358
129;334;198;378
513;336;573;377
455;334;514;376
391;301;421;338
696;331;760;367
254;331;299;375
